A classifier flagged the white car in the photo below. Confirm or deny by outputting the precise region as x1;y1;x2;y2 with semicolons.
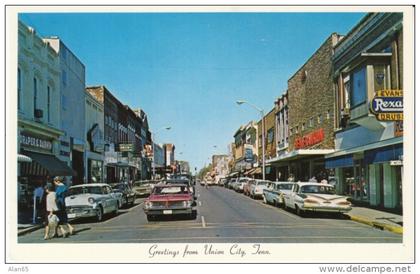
249;180;270;199
234;177;251;192
283;182;352;216
263;181;293;206
65;183;120;222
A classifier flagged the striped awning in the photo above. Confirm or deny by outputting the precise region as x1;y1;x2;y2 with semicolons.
20;151;75;176
18;154;32;163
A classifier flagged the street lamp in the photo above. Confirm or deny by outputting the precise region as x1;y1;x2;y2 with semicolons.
152;126;171;179
236;100;266;180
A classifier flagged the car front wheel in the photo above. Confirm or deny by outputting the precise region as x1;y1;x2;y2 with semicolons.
96;206;103;222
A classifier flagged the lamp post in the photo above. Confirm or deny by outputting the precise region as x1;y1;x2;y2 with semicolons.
152;126;171;179
236;100;266;180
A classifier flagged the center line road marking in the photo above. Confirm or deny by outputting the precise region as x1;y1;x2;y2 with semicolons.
201;216;206;228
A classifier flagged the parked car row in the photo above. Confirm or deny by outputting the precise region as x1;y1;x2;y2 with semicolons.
224;177;352;216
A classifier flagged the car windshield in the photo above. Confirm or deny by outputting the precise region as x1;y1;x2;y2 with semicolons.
112;184;126;191
257;181;269;186
68;186;103;195
278;183;293;190
153;186;189;195
301;185;335;194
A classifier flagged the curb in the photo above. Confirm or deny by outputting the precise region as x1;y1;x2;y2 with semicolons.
348;215;403;235
18;224;43;236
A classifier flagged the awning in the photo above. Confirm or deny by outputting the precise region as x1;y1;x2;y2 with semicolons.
267;149;335;165
325;155;354;169
20;151;75;176
18;154;32;163
365;144;403;165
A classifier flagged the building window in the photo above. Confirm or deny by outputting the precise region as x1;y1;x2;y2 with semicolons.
33;78;38;113
351;67;367;107
318;114;323;124
47;86;51;123
18;68;22;110
326;109;331;120
267;128;274;144
295;126;299;134
62;70;67;86
309;117;314;127
301;123;305;131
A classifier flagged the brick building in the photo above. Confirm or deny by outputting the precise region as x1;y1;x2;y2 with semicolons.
267;33;342;181
255;107;276;180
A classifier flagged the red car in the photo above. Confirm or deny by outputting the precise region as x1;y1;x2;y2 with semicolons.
143;184;197;221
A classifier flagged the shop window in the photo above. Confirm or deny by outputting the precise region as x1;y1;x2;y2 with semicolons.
33;77;38;114
350;67;367;108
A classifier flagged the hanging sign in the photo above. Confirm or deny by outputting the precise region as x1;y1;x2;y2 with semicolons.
370;89;403;121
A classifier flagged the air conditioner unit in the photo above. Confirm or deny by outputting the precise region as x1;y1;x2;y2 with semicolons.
34;109;43;119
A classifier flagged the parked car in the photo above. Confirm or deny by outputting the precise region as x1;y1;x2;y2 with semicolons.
243;179;254;196
249;179;271;199
283;182;352;216
218;178;228;187
227;178;238;189
110;182;136;207
65;183;119;222
143;184;197;221
132;180;156;197
263;181;293;206
234;177;251;192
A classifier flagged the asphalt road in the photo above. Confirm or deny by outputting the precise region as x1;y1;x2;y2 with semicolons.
18;184;402;243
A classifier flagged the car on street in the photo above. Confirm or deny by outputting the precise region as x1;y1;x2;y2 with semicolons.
263;181;294;206
283;182;352;216
164;178;196;198
234;177;251;192
227;177;238;189
65;183;120;222
132;180;158;197
248;179;271;199
109;182;136;207
143;184;197;221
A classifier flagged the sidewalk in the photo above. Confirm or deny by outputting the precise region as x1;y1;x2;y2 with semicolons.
18;208;44;236
345;206;403;234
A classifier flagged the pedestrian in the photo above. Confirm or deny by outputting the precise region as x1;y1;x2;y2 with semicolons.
320;178;328;184
43;183;65;240
53;176;74;236
33;181;44;223
309;176;317;183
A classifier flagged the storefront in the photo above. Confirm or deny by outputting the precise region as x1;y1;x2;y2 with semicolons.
326;137;403;210
18;128;74;211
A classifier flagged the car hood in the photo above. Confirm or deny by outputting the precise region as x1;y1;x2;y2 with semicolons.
147;194;192;202
65;193;104;206
304;193;346;201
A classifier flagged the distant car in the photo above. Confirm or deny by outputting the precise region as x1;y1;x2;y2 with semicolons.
110;183;136;207
234;177;251;192
249;179;271;199
283;182;352;216
228;178;238;189
218;178;228;187
65;183;119;222
143;184;197;221
132;180;156;197
263;182;293;206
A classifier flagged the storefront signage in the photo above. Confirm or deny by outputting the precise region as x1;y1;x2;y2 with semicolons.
20;132;52;152
119;143;134;152
294;128;324;149
244;144;254;162
370;89;403;121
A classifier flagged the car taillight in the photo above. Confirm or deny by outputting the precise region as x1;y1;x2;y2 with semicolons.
337;201;351;206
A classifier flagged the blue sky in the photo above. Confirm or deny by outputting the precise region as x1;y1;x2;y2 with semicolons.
19;12;365;172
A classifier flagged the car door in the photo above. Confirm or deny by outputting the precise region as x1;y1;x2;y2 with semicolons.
285;184;297;208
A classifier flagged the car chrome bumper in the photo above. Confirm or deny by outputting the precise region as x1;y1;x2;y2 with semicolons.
66;207;97;219
144;207;193;215
302;204;352;212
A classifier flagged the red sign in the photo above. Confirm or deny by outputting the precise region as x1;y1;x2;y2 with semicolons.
294;128;325;149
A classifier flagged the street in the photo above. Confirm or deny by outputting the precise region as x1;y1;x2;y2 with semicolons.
18;184;402;243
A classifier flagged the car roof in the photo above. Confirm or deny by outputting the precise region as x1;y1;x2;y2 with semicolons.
69;183;110;188
296;182;334;187
154;184;190;188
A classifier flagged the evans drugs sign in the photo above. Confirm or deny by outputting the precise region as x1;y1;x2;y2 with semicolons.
370;90;403;121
